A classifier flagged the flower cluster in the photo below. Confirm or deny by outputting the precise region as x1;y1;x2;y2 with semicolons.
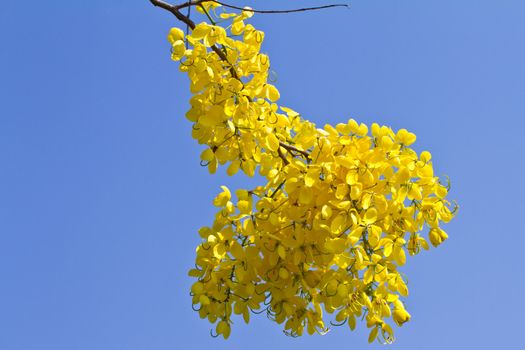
166;2;456;342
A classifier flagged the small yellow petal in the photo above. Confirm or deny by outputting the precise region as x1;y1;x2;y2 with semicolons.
368;326;379;343
265;84;280;102
363;208;378;225
167;27;184;43
321;205;333;220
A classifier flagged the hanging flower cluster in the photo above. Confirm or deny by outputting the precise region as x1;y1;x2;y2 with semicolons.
161;1;456;343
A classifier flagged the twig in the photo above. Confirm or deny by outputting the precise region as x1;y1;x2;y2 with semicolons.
177;0;350;14
279;142;310;162
270;181;286;198
278;147;290;166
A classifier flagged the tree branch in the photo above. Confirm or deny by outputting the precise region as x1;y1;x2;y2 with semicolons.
278;147;290;166
177;0;350;14
149;0;196;27
279;142;311;162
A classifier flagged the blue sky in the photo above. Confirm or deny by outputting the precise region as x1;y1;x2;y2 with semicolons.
1;0;524;349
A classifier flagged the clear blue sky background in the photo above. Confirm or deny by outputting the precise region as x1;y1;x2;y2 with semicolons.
1;0;524;349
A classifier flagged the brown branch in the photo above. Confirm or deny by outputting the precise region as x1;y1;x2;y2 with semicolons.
279;142;310;162
149;0;196;27
177;0;350;14
278;146;290;166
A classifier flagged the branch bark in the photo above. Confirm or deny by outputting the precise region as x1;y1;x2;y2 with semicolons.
279;142;311;162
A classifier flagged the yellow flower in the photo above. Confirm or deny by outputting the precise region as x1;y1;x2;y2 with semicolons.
212;186;230;207
393;308;411;326
160;4;456;341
